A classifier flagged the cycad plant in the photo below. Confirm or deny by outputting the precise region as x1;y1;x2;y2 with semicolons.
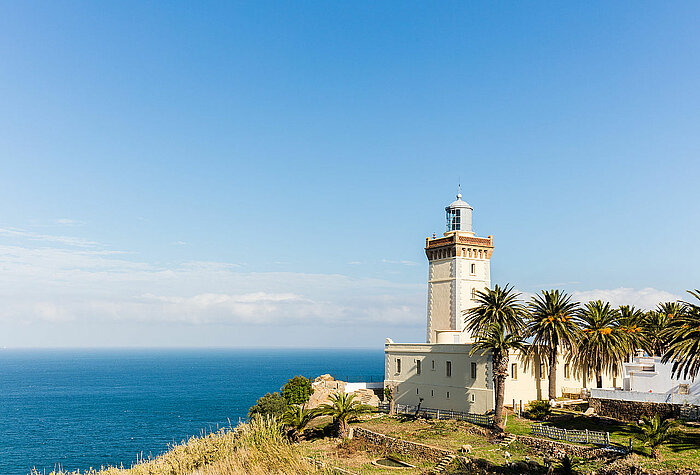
618;305;646;360
526;290;580;400
281;405;320;441
662;290;700;379
319;392;372;438
574;301;629;388
635;414;680;459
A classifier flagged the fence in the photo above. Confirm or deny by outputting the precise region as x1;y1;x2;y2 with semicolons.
331;375;384;383
377;403;494;427
531;423;610;446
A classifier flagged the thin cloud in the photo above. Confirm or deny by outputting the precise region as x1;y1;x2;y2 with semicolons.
572;287;682;310
0;227;99;247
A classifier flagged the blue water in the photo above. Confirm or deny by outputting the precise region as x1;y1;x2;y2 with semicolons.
0;348;383;475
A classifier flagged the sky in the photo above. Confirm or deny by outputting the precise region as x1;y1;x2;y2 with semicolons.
0;1;698;348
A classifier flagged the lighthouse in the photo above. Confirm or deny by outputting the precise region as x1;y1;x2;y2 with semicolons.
425;192;493;343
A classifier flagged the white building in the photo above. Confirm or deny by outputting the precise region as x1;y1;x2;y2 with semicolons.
385;193;613;414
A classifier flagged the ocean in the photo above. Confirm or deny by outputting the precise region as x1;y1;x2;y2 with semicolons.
0;348;384;475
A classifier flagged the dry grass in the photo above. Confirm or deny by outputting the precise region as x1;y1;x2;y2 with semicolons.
35;416;329;475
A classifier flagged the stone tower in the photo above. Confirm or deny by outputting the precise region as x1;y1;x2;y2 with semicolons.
425;192;493;343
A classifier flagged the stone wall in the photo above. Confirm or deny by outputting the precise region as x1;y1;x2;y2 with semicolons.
352;427;452;462
514;434;622;460
589;397;680;422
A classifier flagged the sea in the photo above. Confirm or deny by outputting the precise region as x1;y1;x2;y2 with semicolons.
0;348;384;475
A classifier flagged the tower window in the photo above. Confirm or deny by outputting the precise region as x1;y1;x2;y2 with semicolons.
471;288;477;299
416;360;421;375
539;363;546;379
564;363;570;379
470;393;476;403
446;391;450;399
470;263;476;274
396;358;401;374
446;361;452;377
431;389;434;397
431;360;435;370
471;362;477;379
511;363;518;380
446;208;461;231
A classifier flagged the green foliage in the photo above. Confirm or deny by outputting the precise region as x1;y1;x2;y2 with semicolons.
634;414;680;459
248;392;288;420
281;405;320;441
383;386;393;401
662;290;700;379
282;375;314;405
524;400;552;421
319;392;373;438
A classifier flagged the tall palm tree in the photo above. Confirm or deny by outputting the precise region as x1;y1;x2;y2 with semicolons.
618;305;646;360
282;405;320;441
644;302;684;356
526;290;580;400
319;392;372;438
465;284;526;430
634;414;680;459
470;323;526;430
574;301;629;388
661;290;700;379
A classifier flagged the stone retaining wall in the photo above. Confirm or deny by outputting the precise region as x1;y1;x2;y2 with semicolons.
514;434;622;460
352;427;452;462
589;398;680;422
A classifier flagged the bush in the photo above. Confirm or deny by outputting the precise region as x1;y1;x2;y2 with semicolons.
248;392;288;420
525;400;552;421
282;375;313;405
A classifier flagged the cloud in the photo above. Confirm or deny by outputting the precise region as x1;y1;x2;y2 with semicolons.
571;287;682;310
381;259;419;266
0;227;99;247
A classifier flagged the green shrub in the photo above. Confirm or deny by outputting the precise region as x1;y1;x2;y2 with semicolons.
248;392;288;420
282;375;314;405
525;400;552;421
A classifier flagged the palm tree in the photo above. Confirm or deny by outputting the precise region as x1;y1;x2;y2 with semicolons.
465;284;526;339
282;405;320;441
644;302;684;356
662;290;700;379
526;290;580;400
319;392;372;438
634;414;680;459
574;301;629;388
470;322;526;430
618;305;646;360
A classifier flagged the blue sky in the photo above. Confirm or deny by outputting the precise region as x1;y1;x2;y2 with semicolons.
1;2;698;347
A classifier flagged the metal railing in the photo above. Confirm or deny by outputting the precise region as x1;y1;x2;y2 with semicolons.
331;375;384;383
377;403;494;427
531;423;610;446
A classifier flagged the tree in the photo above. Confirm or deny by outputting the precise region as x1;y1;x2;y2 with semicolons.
465;284;527;430
643;302;684;356
618;305;646;360
662;290;700;379
573;301;629;388
281;405;319;441
470;322;526;430
248;392;288;420
526;289;580;400
319;392;372;438
282;376;314;406
634;414;680;459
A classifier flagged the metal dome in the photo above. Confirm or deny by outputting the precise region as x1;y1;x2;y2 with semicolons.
445;193;473;211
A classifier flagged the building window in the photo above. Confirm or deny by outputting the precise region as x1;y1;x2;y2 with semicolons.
431;360;435;370
396;358;401;374
446;391;450;399
511;363;518;380
416;388;419;395
471;288;477;299
471;362;477;379
564;363;570;379
431;389;434;397
470;393;476;403
447;208;461;231
539;363;545;380
416;360;421;375
470;263;476;274
446;361;452;377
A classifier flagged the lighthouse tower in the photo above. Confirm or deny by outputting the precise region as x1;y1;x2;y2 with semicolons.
425;192;493;343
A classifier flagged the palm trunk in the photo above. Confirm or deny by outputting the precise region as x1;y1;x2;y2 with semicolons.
337;419;349;438
548;349;557;401
492;350;508;430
